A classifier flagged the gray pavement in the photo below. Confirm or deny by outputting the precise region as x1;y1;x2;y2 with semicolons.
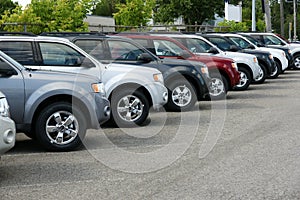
1;70;300;200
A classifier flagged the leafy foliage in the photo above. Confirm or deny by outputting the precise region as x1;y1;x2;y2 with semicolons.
113;0;155;30
0;0;18;18
92;0;125;17
0;0;92;33
215;20;249;32
153;0;224;26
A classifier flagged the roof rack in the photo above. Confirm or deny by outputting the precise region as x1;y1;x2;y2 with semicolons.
39;32;105;37
0;32;36;36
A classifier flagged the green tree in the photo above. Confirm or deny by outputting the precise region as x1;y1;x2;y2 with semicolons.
92;0;125;17
113;0;155;29
0;0;93;33
0;0;18;17
153;0;224;27
216;20;249;32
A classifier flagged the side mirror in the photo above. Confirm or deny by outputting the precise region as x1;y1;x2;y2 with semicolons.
246;44;256;49
138;53;153;63
0;69;18;77
229;45;241;52
207;47;219;54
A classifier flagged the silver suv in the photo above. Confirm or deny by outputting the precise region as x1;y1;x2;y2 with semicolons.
0;91;16;156
0;35;168;127
0;51;110;151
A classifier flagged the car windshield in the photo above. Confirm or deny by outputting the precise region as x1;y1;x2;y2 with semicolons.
227;37;250;49
206;37;231;51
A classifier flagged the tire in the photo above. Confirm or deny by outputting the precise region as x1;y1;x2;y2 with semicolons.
293;54;300;69
253;63;267;84
233;67;251;91
35;102;87;151
209;74;228;100
110;89;149;127
164;79;197;112
269;60;281;79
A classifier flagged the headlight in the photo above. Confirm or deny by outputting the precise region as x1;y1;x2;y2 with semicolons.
269;54;273;60
288;49;292;54
231;62;238;70
253;57;258;63
92;82;106;95
201;66;209;75
153;73;164;83
0;97;10;117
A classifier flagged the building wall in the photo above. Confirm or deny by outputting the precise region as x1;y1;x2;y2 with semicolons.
84;15;115;32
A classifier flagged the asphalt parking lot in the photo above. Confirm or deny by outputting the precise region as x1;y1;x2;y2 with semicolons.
1;69;300;200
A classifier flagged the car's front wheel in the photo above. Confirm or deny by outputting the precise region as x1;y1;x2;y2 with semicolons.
165;79;197;111
293;54;300;69
209;74;228;100
234;67;251;91
110;89;149;127
35;102;86;151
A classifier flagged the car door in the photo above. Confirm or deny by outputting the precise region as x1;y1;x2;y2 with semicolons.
36;42;102;78
0;56;25;124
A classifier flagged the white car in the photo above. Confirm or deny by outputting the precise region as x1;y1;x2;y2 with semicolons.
0;91;16;156
241;32;300;69
219;33;288;73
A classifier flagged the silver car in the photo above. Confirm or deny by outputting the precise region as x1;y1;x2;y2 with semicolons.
0;91;16;156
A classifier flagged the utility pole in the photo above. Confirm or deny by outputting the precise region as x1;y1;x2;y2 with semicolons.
293;0;297;41
252;0;256;31
280;0;284;36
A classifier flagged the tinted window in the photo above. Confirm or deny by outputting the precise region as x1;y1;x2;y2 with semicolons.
107;40;145;60
0;41;35;65
39;42;86;66
228;37;249;49
74;40;107;60
152;39;184;56
262;35;283;45
206;37;231;51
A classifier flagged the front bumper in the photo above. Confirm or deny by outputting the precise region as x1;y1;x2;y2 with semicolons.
146;82;168;110
0;116;16;155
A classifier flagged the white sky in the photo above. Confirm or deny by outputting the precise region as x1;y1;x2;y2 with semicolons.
14;0;31;8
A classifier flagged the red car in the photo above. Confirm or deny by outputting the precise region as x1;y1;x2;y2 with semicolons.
117;33;241;100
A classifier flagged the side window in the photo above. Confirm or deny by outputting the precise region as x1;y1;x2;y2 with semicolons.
263;35;282;45
108;40;144;61
74;40;107;60
39;42;88;66
153;39;183;56
187;39;209;53
0;41;35;65
207;38;231;51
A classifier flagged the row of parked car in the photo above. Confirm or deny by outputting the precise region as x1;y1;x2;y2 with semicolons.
0;31;299;155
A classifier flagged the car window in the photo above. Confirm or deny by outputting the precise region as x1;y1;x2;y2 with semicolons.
206;37;231;51
228;37;249;49
152;39;183;56
107;40;145;61
187;38;210;53
0;41;35;65
263;35;282;45
39;42;86;66
74;40;107;60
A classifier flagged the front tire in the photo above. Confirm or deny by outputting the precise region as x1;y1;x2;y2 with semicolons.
293;54;300;69
209;74;228;100
253;63;267;84
35;102;87;151
110;89;149;127
234;67;251;91
269;60;281;78
165;79;197;112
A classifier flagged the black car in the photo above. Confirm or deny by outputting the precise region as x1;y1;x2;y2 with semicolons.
40;32;211;111
201;33;279;81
